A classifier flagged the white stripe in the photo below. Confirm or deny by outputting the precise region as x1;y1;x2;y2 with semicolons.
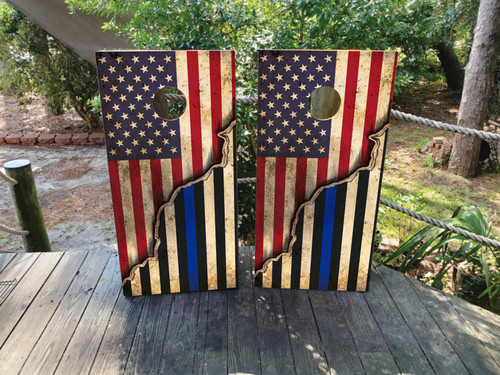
299;158;318;289
375;53;397;131
262;157;276;262
175;51;193;183
348;51;371;175
327;50;349;182
198;51;214;170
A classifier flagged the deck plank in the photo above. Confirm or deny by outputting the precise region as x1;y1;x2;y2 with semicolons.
21;251;112;375
54;252;121;375
90;293;145;375
337;292;400;375
158;293;201;374
255;287;295;374
0;252;87;375
309;291;365;374
194;291;229;375
0;252;60;347
376;265;468;374
281;289;329;375
446;293;500;367
227;246;261;375
0;253;16;273
124;294;173;375
408;276;500;375
365;268;435;374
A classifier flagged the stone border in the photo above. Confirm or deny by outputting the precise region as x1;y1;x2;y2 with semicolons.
0;132;105;146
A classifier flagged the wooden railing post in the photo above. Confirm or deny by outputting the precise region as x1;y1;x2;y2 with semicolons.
3;159;51;252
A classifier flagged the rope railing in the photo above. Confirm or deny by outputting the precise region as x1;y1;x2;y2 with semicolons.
0;169;28;236
161;94;500;247
165;93;500;140
237;178;500;249
0;170;17;185
0;223;28;236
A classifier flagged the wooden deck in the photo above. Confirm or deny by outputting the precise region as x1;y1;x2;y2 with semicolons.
0;247;499;375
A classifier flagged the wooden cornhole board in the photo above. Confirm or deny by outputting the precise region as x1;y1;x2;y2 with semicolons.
96;50;237;295
254;50;397;291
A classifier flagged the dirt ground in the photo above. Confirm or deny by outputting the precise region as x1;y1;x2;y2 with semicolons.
0;84;498;254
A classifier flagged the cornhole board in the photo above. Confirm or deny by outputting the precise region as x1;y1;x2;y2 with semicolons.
254;50;397;291
96;50;237;295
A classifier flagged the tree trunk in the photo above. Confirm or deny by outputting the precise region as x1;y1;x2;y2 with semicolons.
435;41;464;91
448;0;500;177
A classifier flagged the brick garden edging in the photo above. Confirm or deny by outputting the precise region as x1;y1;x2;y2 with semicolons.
0;132;105;146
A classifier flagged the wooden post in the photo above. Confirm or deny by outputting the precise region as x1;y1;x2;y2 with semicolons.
3;159;51;252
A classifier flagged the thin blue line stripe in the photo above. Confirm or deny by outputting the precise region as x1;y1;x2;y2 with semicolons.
183;185;199;291
318;186;337;290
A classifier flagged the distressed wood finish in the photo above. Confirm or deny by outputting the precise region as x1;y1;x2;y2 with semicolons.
255;50;397;292
0;249;498;375
96;50;237;295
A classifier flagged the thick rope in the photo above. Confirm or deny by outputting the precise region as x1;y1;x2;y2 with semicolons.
379;198;500;249
0;171;17;185
0;223;28;236
165;93;500;140
390;110;500;141
236;177;499;249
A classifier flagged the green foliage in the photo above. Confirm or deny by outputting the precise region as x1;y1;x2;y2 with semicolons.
0;1;100;128
382;206;499;309
65;0;480;240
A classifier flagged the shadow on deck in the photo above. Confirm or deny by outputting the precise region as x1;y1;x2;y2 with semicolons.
0;247;499;374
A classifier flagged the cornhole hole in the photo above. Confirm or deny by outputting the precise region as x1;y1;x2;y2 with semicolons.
96;50;237;295
254;50;397;291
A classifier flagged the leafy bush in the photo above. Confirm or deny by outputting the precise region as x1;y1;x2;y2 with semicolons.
382;206;500;311
0;1;100;128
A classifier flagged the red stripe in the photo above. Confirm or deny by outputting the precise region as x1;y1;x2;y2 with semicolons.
108;161;129;279
361;51;384;165
338;51;360;180
209;51;223;164
128;160;148;263
254;156;266;268
171;158;184;191
187;51;203;179
387;52;398;123
272;158;287;257
295;158;308;210
316;158;329;188
150;159;164;212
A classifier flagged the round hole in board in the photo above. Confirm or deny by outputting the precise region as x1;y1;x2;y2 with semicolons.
307;86;341;120
153;86;187;120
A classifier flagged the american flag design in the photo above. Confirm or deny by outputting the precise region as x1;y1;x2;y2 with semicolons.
96;50;237;295
254;50;397;291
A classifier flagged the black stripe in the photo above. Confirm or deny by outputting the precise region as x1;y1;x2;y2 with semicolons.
271;257;282;288
328;182;347;290
174;189;190;293
290;211;304;289
214;167;227;289
122;280;132;296
140;263;152;295
366;131;389;291
232;128;239;288
309;189;326;290
194;181;208;291
157;210;170;294
347;171;370;291
254;272;263;288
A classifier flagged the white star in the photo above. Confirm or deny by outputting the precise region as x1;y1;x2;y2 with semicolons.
148;55;156;63
260;55;268;62
292;55;300;62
